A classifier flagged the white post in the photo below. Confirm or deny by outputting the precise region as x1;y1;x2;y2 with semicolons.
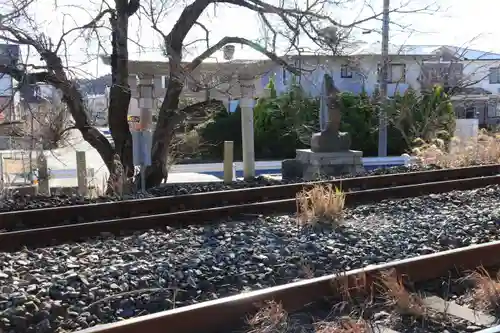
0;152;4;189
76;151;87;196
128;75;138;97
37;153;50;195
137;74;154;191
239;77;256;179
223;141;234;184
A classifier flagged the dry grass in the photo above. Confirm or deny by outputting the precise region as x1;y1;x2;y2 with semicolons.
245;301;373;333
377;269;427;318
466;267;500;313
412;129;500;168
246;301;288;333
314;318;373;333
296;184;345;226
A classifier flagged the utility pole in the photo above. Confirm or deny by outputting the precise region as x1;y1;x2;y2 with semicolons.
378;0;390;157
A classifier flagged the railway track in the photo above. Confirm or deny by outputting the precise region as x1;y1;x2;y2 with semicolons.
1;164;499;230
73;240;500;333
1;164;500;251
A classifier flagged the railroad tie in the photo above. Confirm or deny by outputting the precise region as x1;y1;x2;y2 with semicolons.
369;295;497;333
422;295;497;327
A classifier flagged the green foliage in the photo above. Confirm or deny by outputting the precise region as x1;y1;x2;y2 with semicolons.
198;83;455;161
387;86;455;150
337;92;378;155
198;105;243;160
253;81;319;159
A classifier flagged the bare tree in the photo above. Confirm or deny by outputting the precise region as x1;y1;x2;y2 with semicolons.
0;0;438;190
141;0;436;187
0;0;139;188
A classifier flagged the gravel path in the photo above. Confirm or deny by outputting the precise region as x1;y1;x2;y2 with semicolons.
1;183;498;333
0;165;439;212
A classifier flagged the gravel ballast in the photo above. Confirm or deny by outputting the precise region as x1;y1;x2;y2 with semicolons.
1;184;498;332
0;165;439;213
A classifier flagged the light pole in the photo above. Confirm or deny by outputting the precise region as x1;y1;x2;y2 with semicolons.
378;0;390;157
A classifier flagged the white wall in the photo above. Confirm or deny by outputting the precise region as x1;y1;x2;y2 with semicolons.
85;94;146;124
85;95;108;125
460;59;500;93
267;55;500;98
454;119;479;141
273;56;424;97
0;74;13;97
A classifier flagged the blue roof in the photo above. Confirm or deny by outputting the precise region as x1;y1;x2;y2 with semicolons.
441;46;500;60
349;43;442;56
348;43;500;60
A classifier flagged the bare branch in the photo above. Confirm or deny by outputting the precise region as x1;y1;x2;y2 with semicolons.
54;8;114;53
185;36;300;75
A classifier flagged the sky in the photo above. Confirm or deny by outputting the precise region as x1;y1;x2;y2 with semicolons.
6;0;500;78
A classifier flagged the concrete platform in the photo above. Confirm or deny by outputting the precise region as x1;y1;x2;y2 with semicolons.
48;172;222;189
166;172;222;183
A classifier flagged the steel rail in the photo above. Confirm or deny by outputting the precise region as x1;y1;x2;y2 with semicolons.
475;326;500;333
73;240;500;333
1;174;499;251
0;164;499;231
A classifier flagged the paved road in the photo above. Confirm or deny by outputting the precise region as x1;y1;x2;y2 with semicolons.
1;128;223;192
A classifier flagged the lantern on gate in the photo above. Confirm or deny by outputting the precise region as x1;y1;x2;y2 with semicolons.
223;45;235;60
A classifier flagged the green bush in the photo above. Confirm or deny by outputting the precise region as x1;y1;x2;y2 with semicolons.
253;78;319;159
337;92;378;155
198;83;455;161
198;106;243;160
387;86;455;151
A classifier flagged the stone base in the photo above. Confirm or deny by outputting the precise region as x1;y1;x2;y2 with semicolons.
310;130;351;153
294;149;364;181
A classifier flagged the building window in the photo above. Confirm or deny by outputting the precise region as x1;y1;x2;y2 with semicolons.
377;63;407;83
465;106;476;119
489;67;500;84
389;64;406;83
488;100;500;118
340;65;352;78
282;67;288;85
293;58;302;83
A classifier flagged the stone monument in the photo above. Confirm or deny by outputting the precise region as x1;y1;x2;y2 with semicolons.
282;74;364;180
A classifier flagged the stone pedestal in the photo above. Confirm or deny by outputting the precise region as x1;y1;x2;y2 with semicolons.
289;149;364;181
281;74;365;181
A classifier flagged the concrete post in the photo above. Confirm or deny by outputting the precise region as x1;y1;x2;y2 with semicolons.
37;153;50;195
137;74;154;191
239;77;256;179
138;74;154;130
76;151;87;196
0;152;4;189
128;75;138;97
223;141;234;184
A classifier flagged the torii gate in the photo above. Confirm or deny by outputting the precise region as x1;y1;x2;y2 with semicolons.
100;55;276;179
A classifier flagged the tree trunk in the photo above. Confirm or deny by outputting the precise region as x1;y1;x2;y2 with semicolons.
108;0;134;177
144;96;225;188
65;86;116;172
144;78;184;188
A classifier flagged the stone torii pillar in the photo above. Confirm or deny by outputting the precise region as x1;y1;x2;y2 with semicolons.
238;73;256;179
